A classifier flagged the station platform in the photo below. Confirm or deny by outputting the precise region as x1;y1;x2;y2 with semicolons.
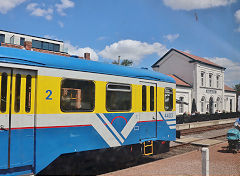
175;136;223;146
176;118;236;130
172;119;234;147
102;142;240;176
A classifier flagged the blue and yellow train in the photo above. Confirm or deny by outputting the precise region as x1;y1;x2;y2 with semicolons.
0;46;176;175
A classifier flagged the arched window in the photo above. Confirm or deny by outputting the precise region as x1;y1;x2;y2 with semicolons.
216;97;220;112
201;96;206;113
209;97;214;114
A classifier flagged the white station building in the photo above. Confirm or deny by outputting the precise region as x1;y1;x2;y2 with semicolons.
152;48;237;115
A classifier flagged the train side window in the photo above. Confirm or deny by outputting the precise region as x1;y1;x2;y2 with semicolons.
106;83;131;111
15;74;21;113
165;88;173;111
60;79;95;112
1;72;8;112
150;86;154;111
25;75;32;112
142;85;146;111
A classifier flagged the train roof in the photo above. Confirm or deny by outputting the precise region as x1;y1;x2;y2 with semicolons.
0;46;175;83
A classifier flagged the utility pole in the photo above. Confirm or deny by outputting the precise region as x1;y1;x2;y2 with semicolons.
118;56;121;65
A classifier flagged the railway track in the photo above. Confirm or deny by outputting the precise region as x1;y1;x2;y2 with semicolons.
150;134;227;161
38;125;230;176
180;123;233;135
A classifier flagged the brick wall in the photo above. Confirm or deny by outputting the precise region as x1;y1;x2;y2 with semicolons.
0;43;24;49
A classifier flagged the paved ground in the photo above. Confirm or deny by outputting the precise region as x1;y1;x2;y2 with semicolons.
102;142;240;176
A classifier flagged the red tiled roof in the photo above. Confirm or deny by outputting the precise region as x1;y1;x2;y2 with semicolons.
224;85;236;92
167;74;191;87
175;49;223;68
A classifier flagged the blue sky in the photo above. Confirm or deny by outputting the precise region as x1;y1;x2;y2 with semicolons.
0;0;239;86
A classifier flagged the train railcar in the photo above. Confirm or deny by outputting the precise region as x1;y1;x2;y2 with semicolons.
0;46;176;175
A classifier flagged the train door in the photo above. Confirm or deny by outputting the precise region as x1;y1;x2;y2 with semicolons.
0;67;11;170
0;67;36;173
139;82;157;140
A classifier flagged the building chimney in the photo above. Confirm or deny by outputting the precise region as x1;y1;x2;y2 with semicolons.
84;53;90;60
24;41;32;50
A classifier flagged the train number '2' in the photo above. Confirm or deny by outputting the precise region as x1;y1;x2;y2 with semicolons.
46;90;52;100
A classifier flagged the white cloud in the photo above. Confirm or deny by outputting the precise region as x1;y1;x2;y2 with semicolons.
58;21;64;28
183;50;191;54
97;36;107;41
234;9;240;32
56;0;74;16
163;0;236;11
99;40;168;62
236;26;240;32
164;34;179;42
64;41;99;61
43;35;59;40
26;3;53;20
235;9;240;23
0;0;26;14
207;57;240;86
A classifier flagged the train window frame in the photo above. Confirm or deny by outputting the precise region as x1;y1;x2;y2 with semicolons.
106;83;132;112
142;85;146;111
15;74;21;113
164;87;173;111
1;72;8;113
25;75;32;113
150;86;155;111
60;78;95;112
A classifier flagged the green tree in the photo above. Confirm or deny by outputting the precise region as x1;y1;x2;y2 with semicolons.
112;60;119;65
112;59;133;66
120;59;133;66
234;84;240;92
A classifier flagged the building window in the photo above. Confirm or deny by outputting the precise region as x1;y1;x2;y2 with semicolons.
216;97;220;112
1;72;8;113
106;83;131;111
32;39;60;52
201;96;205;113
49;43;54;51
142;85;146;111
209;73;213;87
216;75;220;88
20;37;25;46
165;88;173;111
53;44;60;52
230;99;232;112
179;97;184;113
60;79;95;112
0;34;5;43
32;40;42;49
42;42;49;50
15;74;21;113
201;72;205;87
